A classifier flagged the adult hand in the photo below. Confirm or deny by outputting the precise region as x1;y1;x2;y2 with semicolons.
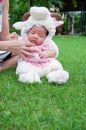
9;40;37;60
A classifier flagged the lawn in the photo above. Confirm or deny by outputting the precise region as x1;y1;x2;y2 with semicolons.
0;35;86;130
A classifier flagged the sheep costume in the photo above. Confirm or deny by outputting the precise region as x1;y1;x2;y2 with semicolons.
13;7;69;84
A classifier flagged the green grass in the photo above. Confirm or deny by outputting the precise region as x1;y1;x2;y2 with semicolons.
0;36;86;130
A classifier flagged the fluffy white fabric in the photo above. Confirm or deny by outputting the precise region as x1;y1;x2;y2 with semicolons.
13;7;57;37
16;58;69;84
14;6;69;84
47;70;69;84
19;72;42;83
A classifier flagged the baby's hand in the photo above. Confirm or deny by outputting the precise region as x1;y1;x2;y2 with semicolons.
39;50;56;59
39;51;49;59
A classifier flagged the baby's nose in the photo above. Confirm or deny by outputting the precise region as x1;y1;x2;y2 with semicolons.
34;34;38;39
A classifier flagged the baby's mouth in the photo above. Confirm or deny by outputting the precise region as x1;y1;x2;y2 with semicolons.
31;40;37;44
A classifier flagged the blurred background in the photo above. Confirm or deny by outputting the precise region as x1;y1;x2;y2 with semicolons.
9;0;86;35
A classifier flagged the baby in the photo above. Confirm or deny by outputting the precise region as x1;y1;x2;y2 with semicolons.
13;7;69;84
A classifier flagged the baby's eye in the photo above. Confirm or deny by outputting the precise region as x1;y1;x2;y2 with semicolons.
31;32;35;34
39;35;44;37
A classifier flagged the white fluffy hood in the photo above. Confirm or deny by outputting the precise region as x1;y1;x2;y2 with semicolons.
13;7;57;38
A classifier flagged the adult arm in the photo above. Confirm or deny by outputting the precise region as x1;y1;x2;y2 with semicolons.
0;40;37;59
0;0;9;40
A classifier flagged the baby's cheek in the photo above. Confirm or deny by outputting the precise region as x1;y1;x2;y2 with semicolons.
38;40;43;45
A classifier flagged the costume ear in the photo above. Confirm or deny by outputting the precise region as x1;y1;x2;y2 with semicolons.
30;7;50;20
13;21;27;30
55;20;64;28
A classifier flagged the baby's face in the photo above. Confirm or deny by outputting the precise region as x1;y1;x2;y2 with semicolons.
27;26;47;45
